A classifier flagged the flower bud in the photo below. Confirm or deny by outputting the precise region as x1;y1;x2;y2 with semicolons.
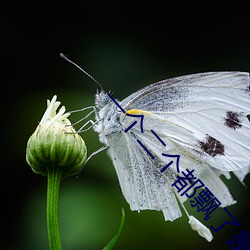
26;95;87;178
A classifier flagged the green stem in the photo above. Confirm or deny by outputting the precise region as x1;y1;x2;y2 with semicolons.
47;165;63;250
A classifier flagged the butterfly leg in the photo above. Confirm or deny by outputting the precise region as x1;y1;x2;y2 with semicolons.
70;105;96;113
77;118;104;133
68;106;102;132
77;145;108;176
85;145;108;165
70;106;96;126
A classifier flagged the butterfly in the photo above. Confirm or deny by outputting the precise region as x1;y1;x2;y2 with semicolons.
60;53;250;240
92;72;250;223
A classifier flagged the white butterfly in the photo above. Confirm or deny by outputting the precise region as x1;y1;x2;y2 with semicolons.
59;54;250;241
90;72;250;241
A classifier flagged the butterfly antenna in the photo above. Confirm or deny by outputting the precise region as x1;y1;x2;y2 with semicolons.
60;53;104;91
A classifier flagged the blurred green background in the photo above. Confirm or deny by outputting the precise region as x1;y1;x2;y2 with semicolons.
2;2;250;250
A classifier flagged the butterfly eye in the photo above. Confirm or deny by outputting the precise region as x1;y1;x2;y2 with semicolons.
103;95;109;105
95;91;111;109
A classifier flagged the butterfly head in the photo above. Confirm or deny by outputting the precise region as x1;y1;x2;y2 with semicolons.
94;91;123;144
95;90;111;109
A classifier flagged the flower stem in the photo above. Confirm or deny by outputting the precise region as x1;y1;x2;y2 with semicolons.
47;165;63;250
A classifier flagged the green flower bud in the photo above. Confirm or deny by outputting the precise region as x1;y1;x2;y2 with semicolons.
26;95;87;178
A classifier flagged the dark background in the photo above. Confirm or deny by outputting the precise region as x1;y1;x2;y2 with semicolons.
2;1;250;249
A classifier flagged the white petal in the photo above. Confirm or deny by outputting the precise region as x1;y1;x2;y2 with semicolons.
41;95;57;123
40;95;71;125
188;215;213;242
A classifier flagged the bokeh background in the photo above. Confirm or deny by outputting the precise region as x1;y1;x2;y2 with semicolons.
2;2;250;250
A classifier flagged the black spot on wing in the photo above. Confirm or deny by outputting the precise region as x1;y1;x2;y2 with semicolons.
246;84;250;94
199;135;225;157
224;111;243;130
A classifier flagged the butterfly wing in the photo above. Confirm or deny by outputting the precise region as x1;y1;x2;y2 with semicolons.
106;113;236;221
120;72;250;173
98;72;249;222
106;128;182;221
